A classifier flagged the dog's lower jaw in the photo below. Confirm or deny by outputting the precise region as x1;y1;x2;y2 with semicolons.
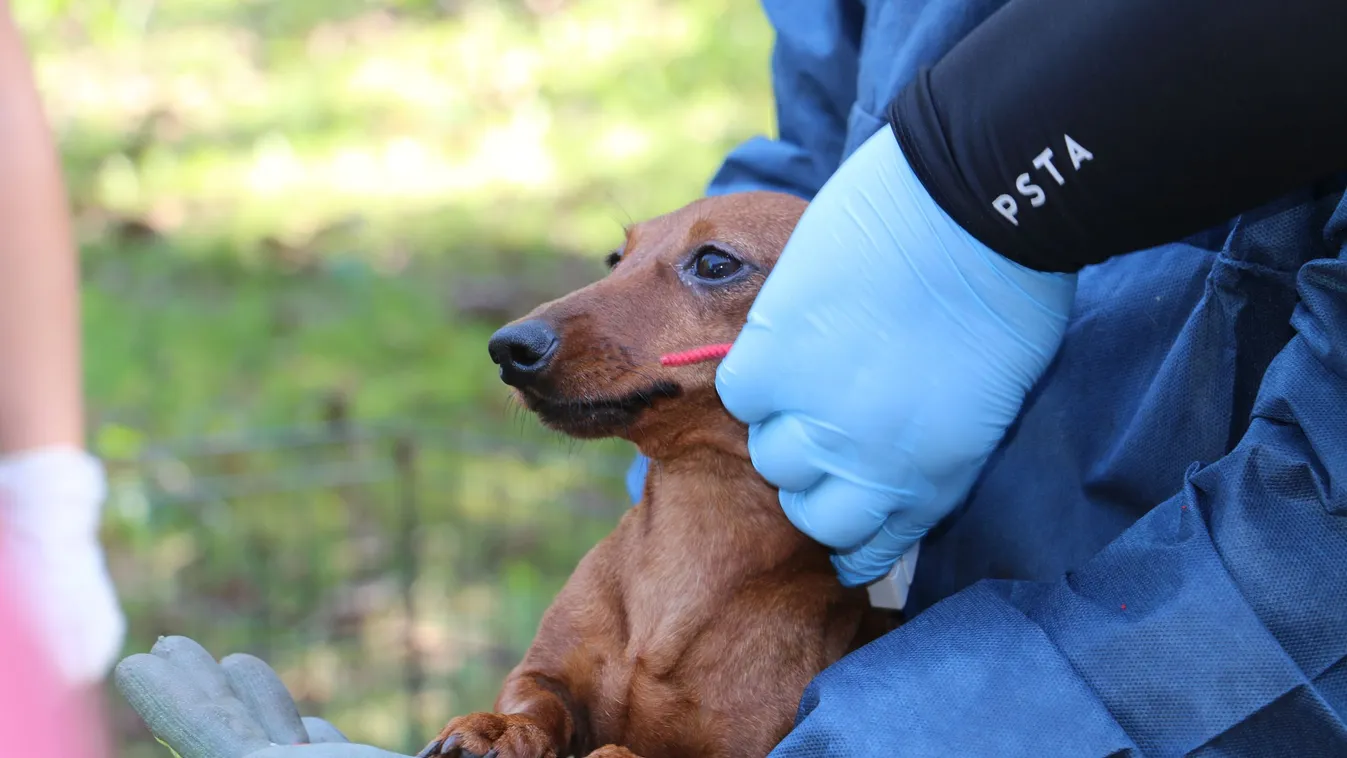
535;406;643;439
520;382;682;439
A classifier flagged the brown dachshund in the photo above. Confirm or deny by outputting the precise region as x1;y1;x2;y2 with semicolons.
418;191;897;758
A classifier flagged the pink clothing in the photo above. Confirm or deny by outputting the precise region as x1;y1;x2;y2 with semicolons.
0;543;107;756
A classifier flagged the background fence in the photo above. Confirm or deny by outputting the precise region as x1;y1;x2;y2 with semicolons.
100;416;633;757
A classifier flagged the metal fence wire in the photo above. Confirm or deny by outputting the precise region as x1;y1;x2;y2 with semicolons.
99;418;632;758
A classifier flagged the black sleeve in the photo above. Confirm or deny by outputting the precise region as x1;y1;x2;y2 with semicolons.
885;0;1347;274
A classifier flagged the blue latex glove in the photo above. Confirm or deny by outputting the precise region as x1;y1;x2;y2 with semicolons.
715;127;1078;587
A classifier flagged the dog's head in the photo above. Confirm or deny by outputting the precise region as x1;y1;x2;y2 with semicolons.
488;190;806;457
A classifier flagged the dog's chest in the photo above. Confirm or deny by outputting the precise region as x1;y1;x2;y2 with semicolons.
579;580;806;757
585;621;763;757
595;571;721;698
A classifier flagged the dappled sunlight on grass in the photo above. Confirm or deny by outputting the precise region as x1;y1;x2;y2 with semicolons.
28;0;773;255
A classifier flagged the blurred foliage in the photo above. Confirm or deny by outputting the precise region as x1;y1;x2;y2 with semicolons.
108;425;634;755
13;0;774;754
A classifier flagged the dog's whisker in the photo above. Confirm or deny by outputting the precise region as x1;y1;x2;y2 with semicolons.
604;190;635;231
506;396;531;437
615;364;664;387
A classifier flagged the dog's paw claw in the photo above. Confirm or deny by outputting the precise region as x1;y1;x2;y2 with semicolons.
419;713;553;758
416;734;467;757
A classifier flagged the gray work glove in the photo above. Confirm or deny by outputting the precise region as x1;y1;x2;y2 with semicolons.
114;635;414;758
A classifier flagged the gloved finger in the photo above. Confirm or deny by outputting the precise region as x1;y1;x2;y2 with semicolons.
222;653;310;745
247;745;414;757
114;653;271;758
151;636;272;743
832;510;936;587
714;321;781;424
779;475;896;550
302;717;351;744
746;414;827;493
150;636;238;701
146;636;274;757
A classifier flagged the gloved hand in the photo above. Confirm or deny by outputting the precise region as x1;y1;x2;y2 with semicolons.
0;445;126;685
114;635;414;758
716;126;1077;587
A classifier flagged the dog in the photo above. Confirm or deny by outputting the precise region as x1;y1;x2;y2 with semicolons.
418;191;898;758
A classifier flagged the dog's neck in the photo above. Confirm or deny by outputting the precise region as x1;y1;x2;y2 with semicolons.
636;446;831;578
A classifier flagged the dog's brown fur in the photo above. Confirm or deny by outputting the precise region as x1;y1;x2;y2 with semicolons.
421;192;897;758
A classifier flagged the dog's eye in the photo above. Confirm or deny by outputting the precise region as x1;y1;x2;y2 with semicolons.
692;247;742;280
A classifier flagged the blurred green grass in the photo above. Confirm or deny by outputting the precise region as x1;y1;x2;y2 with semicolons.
14;0;775;753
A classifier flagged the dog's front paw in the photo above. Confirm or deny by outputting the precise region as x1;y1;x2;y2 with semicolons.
416;712;557;758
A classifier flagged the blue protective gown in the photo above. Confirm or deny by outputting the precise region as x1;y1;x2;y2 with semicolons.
623;2;1347;754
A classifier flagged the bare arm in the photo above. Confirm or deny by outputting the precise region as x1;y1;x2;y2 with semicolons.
0;2;123;688
0;1;84;453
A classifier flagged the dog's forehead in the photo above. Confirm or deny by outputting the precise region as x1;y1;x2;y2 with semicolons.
615;192;804;268
616;226;669;265
626;198;756;259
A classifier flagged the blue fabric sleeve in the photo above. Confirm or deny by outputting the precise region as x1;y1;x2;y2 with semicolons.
625;0;864;504
703;0;864;200
623;452;648;505
768;202;1347;756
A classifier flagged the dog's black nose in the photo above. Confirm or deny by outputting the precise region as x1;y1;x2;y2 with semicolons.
488;320;559;386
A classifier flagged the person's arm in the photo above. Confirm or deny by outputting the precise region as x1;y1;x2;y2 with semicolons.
0;1;84;452
888;0;1347;273
715;0;1347;589
769;231;1347;755
0;3;125;688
